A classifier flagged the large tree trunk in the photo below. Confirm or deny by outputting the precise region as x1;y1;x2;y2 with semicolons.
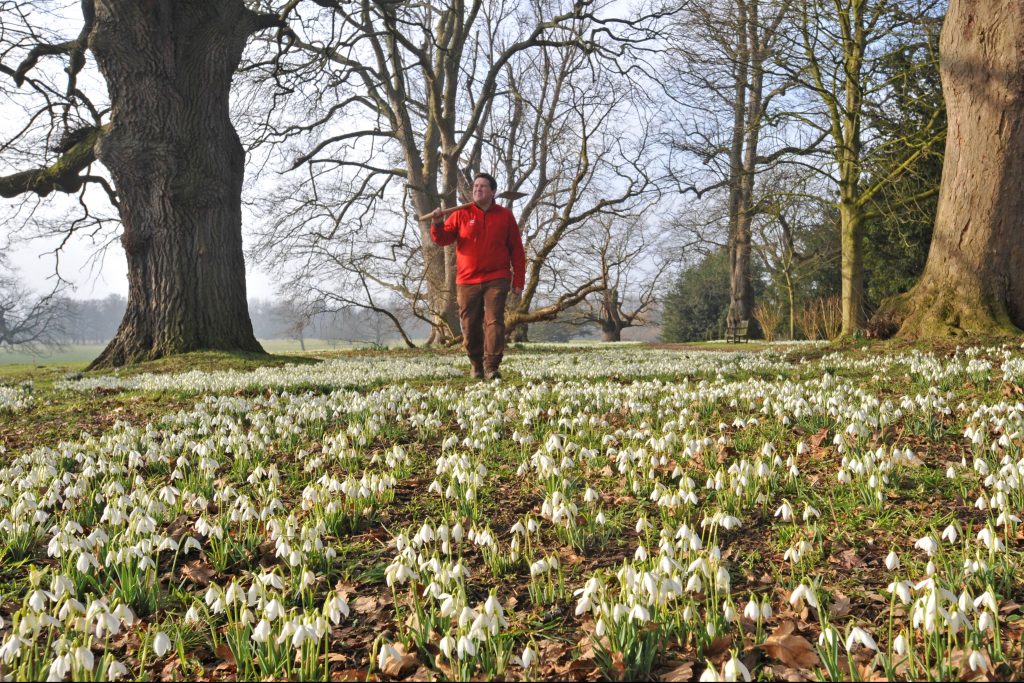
87;0;263;367
871;0;1024;338
725;0;750;333
839;200;867;333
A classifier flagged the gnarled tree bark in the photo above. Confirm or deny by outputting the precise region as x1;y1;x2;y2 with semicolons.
871;0;1024;338
87;0;270;367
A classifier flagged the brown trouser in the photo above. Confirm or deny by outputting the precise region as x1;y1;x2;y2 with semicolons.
457;278;510;372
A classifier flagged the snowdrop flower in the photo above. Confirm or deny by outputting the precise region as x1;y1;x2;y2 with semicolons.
263;598;285;621
887;580;912;605
722;601;737;623
977;526;1004;551
914;535;939;556
722;653;752;682
629;604;651;623
892;633;908;655
884;550;900;571
845;626;878;652
252;619;271;643
818;626;839;648
325;595;350;624
73;645;95;672
457;634;477;659
1;635;23;663
438;635;456;660
520;645;538;669
106;658;129;680
774;500;794;522
968;650;988;673
719;515;741;530
152;632;172;657
941;523;959;543
789;583;818;609
379;641;403;669
699;660;722;682
743;597;761;622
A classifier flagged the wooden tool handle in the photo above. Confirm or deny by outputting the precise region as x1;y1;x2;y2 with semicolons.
419;202;472;222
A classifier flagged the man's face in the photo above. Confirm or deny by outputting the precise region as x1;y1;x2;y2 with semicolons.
473;177;495;207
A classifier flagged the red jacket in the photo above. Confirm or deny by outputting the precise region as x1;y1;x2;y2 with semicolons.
430;202;526;290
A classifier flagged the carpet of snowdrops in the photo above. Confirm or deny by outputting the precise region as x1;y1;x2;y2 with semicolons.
1;343;1024;681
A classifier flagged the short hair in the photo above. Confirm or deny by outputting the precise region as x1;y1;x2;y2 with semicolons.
474;172;497;192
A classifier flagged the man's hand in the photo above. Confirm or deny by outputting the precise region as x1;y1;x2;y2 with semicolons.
429;207;445;225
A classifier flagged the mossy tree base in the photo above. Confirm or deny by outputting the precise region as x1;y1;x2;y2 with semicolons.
870;283;1019;340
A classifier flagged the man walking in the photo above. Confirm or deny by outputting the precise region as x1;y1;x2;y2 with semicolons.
429;173;526;380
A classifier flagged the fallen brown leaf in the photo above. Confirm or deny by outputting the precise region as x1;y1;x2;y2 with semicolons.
762;621;819;669
380;643;418;678
659;660;694;682
353;596;381;614
214;642;236;665
179;559;216;586
830;592;851;619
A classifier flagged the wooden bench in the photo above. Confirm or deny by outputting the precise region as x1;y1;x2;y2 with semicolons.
726;319;749;343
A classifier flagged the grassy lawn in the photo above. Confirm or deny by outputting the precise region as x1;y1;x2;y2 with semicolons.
0;340;1021;681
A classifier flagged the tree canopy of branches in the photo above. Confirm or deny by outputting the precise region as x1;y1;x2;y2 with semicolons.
242;0;668;345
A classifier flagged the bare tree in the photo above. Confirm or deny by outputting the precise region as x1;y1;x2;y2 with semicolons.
242;0;670;344
664;0;807;336
752;168;841;338
569;214;669;341
0;0;295;366
0;255;69;351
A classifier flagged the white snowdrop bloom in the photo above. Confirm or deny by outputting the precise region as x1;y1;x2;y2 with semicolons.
977;526;1004;551
48;653;72;680
941;524;959;543
978;610;994;633
845;626;878;652
0;635;23;664
326;595;350;624
699;660;722;682
521;645;538;669
439;635;456;660
28;589;49;612
73;645;95;672
379;641;403;668
251;619;272;643
774;500;794;522
887;581;912;605
914;535;939;556
722;653;752;682
818;627;839;648
263;598;285;621
152;632;172;657
892;633;908;655
974;590;998;614
789;583;818;609
968;650;988;673
884;551;900;571
716;566;731;593
457;634;477;659
720;515;741;530
629;604;651;623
